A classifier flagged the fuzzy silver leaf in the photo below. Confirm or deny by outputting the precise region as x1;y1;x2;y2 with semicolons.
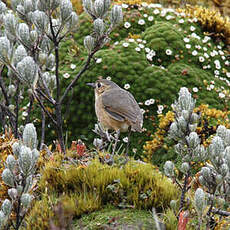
2;169;14;187
13;45;27;66
21;193;32;208
23;123;37;149
84;35;95;53
1;199;12;216
110;5;123;25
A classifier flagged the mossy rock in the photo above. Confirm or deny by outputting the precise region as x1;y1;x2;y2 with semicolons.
25;154;178;229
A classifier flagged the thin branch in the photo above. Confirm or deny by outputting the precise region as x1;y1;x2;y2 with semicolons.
0;65;10;106
36;88;55;105
14;79;20;139
33;92;57;126
25;95;34;124
212;209;230;217
40;105;46;151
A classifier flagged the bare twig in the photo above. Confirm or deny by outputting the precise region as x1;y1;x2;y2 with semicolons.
212;209;230;217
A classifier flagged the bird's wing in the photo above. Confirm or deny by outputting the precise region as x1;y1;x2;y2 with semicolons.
102;88;140;123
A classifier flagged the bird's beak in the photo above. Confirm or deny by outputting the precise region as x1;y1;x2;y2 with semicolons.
86;83;96;88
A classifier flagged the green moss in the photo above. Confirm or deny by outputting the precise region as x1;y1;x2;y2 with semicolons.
74;205;155;230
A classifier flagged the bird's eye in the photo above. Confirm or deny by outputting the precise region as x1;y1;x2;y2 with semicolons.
97;82;101;88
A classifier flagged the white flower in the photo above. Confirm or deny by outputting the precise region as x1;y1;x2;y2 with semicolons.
166;49;172;55
214;75;219;78
180;12;186;17
153;9;160;15
192;50;198;56
123;137;128;143
141;108;145;114
128;38;135;42
139;44;145;48
145;100;150;106
211;80;215;84
184;38;190;43
122;42;129;47
124;83;130;89
22;111;28;117
203;47;207;51
158;105;164;110
191;33;200;40
214;70;220;75
195;45;201;50
226;72;230;78
222;56;226;60
199;56;205;62
210;51;216;57
141;2;148;7
210;84;214;89
217;45;222;49
178;19;184;23
145;47;150;53
124;22;131;28
135;47;141;52
186;44;191;49
149;99;155;104
225;61;230;66
143;14;148;18
63;73;70;79
193;18;198;22
148;16;154;21
166;15;174;20
143;40;147;44
219;50;224;55
137;39;142;42
157;110;162;114
114;41;119;45
121;3;128;8
96;58;102;63
204;53;209;59
70;64;76;69
207;65;211;69
216;65;221;70
219;92;225;98
214;60;220;66
138;19;145;25
190;26;196;31
160;10;166;17
106;76;111;80
146;50;156;61
193;87;198;92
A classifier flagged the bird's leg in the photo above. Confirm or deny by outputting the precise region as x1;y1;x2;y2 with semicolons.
126;126;132;157
112;129;120;155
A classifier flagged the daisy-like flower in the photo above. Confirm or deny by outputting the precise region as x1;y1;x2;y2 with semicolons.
207;65;211;69
106;76;111;80
210;51;216;57
70;64;76;69
180;12;186;17
145;47;150;53
22;111;28;117
158;105;164;111
140;108;145;114
219;92;225;98
225;60;230;66
191;33;200;40
149;99;155;104
147;53;153;61
214;60;220;66
178;19;184;23
184;37;190;43
202;36;210;43
96;58;102;63
190;26;196;31
141;2;148;7
217;45;222;49
203;47;207;51
195;45;201;50
199;56;205;62
222;56;226;60
226;72;230;78
137;39;142;42
210;84;214;89
193;87;198;92
166;15;174;20
135;47;141;52
123;137;128;143
139;44;145;48
166;49;172;55
63;73;70;78
216;65;221;70
148;16;154;21
193;18;198;22
128;38;135;42
157;110;162;114
219;50;224;55
185;44;191;49
214;70;220;75
145;100;150;106
114;41;119;45
192;50;198;56
143;40;147;44
122;42;129;47
153;9;160;15
122;3;128;8
138;19;145;25
204;53;209;59
124;83;130;89
124;22;131;28
160;10;166;17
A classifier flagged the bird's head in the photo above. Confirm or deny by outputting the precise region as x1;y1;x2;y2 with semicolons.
87;79;119;95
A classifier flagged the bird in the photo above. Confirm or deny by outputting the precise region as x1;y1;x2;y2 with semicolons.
87;79;143;155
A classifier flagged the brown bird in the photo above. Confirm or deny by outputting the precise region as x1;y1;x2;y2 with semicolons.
87;79;143;155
